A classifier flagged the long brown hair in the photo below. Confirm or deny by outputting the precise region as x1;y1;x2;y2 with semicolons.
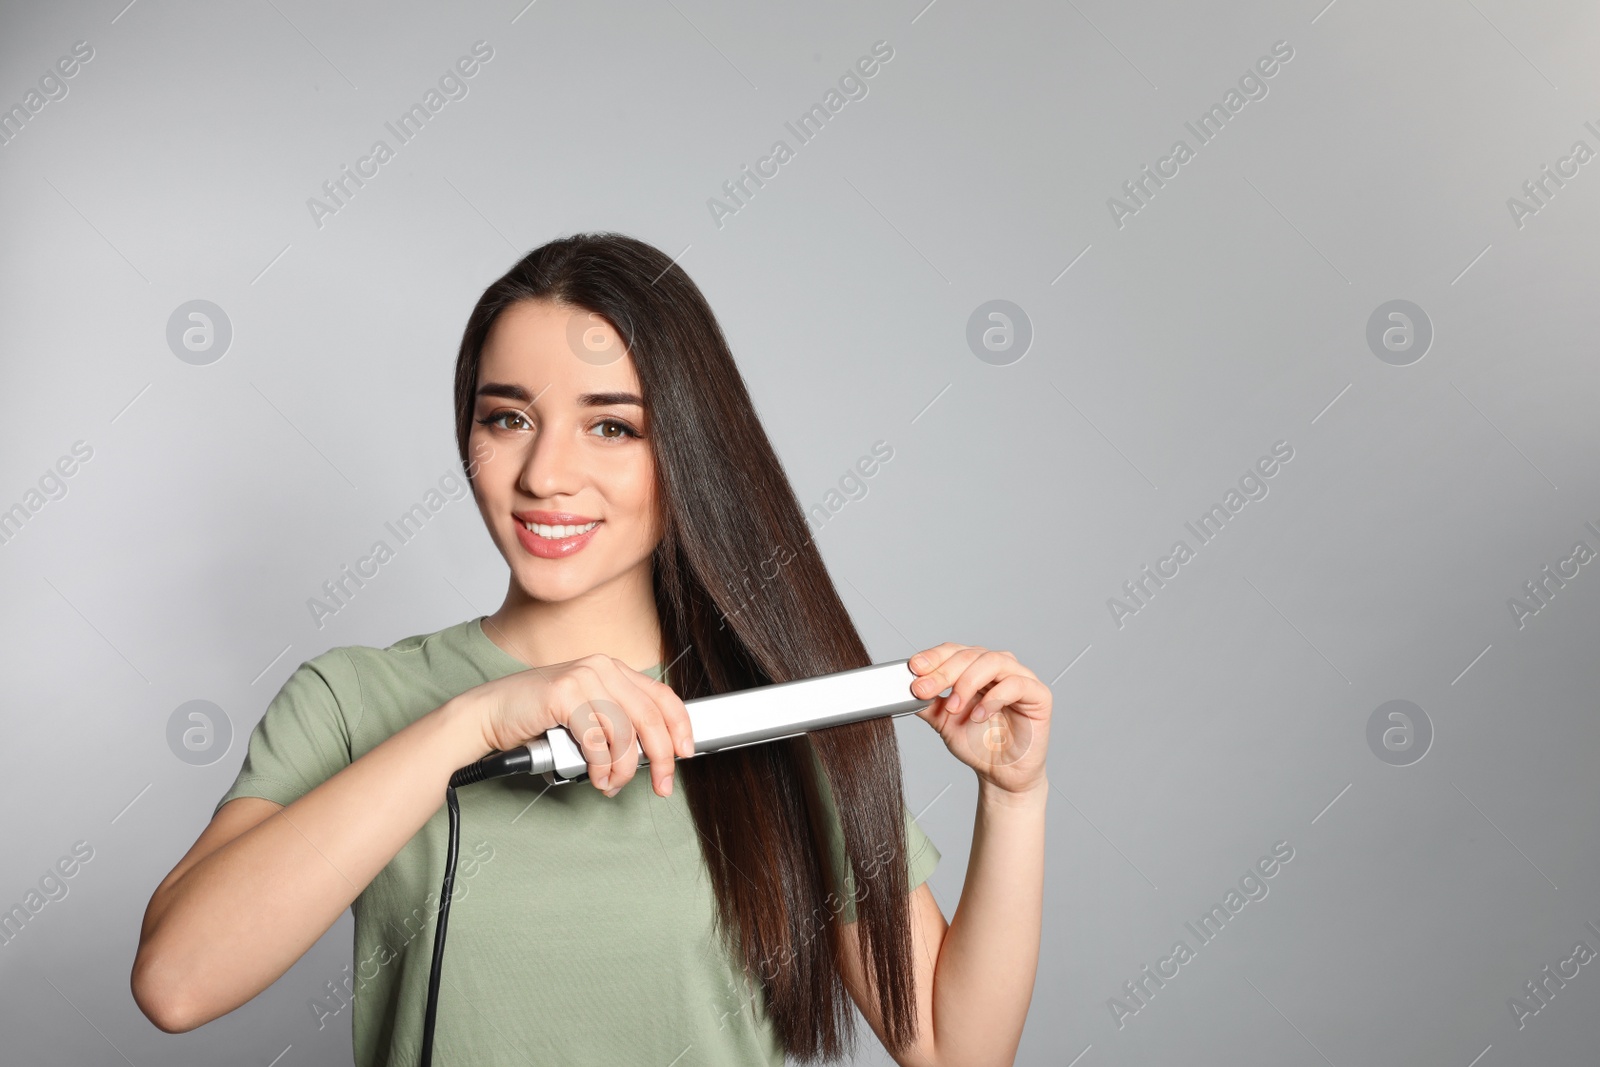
452;232;919;1061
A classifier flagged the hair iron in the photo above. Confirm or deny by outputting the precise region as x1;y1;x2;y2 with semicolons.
450;658;932;786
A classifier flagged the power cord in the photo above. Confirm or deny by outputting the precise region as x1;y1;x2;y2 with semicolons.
419;754;516;1067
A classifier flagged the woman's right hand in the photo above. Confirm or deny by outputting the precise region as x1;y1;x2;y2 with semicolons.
468;654;695;798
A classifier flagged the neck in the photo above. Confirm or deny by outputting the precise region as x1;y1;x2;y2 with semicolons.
481;561;663;673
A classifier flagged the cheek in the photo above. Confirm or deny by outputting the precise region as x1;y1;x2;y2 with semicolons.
469;451;518;510
614;457;660;539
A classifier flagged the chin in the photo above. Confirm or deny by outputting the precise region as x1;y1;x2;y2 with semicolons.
510;564;596;602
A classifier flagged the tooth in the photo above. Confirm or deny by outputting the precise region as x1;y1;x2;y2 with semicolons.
525;520;596;538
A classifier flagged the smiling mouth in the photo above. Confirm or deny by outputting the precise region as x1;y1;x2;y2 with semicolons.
521;519;600;540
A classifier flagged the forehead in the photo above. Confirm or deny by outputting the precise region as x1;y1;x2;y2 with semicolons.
478;299;640;393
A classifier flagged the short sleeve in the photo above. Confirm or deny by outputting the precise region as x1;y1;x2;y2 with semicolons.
804;742;941;925
212;650;361;817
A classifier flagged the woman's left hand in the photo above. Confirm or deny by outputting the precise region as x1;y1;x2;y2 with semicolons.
908;643;1051;796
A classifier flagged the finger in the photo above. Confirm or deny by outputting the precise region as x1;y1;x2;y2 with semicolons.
969;674;1025;721
600;665;681;797
911;646;985;704
640;675;696;762
947;680;995;726
589;671;641;793
559;667;635;792
944;650;1017;717
915;696;951;733
909;642;966;677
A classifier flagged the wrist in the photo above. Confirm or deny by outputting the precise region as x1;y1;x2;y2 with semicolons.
978;775;1050;811
428;692;495;773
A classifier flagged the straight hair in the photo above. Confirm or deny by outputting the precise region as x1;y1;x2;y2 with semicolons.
452;232;919;1061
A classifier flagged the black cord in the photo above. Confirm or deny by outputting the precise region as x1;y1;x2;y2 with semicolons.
419;780;463;1067
420;754;526;1066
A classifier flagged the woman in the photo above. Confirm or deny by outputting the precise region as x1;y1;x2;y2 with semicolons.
131;232;1051;1066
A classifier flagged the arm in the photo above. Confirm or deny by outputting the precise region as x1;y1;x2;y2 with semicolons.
837;777;1047;1067
132;650;690;1034
131;697;491;1033
838;642;1053;1067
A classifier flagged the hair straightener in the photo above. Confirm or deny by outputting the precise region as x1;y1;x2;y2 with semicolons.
417;659;935;1067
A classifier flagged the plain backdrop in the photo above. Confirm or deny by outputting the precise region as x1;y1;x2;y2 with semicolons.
3;0;1599;1064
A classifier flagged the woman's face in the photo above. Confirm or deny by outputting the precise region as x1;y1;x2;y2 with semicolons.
468;298;660;604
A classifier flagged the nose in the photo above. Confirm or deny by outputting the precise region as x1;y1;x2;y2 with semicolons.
517;418;582;501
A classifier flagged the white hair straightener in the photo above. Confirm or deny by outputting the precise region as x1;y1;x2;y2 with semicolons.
449;658;934;786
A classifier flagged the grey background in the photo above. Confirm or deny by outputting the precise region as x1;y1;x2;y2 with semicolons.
2;0;1597;1064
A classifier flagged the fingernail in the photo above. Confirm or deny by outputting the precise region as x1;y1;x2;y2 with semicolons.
948;694;961;713
662;774;674;797
595;771;609;790
911;654;927;670
605;785;621;798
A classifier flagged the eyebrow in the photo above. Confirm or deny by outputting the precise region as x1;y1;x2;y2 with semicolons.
476;382;643;407
579;391;645;408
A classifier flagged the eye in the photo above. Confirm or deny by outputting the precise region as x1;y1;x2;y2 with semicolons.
589;418;641;441
477;410;531;431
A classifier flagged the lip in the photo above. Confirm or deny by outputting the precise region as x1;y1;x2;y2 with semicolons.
513;513;602;560
514;510;600;525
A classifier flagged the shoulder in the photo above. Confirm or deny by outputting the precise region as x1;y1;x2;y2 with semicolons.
317;616;482;675
283;618;485;725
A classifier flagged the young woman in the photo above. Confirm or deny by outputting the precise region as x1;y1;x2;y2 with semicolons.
131;232;1051;1066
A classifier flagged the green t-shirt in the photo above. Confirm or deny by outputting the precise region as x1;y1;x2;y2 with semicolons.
214;616;940;1067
